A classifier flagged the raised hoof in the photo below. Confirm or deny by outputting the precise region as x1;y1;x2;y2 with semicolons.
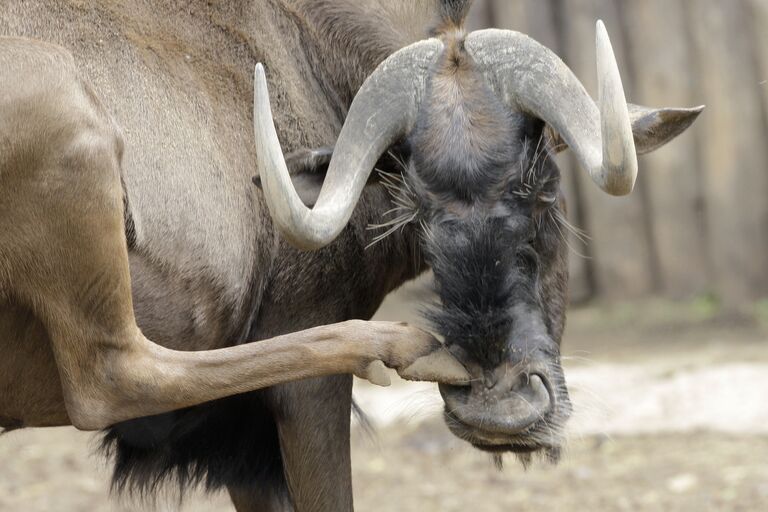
361;360;392;387
398;349;471;385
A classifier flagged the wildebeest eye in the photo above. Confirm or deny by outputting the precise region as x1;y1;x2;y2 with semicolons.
516;246;539;276
537;192;558;207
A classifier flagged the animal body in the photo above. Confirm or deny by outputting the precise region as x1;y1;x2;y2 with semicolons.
0;0;701;510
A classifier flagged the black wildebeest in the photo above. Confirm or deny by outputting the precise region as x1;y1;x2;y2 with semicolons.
0;0;701;510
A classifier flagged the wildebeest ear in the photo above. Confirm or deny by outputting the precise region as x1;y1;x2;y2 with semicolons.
252;147;333;208
626;104;704;154
252;144;411;207
546;103;704;155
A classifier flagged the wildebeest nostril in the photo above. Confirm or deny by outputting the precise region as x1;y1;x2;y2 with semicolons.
495;369;553;412
525;374;553;410
477;365;553;411
441;369;554;436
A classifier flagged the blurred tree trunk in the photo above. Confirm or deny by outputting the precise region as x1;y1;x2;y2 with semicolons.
622;0;711;298
685;0;768;303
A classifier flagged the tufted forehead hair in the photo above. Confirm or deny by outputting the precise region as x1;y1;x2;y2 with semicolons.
408;31;558;209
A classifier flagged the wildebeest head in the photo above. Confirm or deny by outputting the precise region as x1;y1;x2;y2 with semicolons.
253;3;702;463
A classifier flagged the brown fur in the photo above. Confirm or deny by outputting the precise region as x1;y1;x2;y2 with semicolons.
0;2;465;510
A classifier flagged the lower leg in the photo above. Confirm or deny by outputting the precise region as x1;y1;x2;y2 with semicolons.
52;316;469;430
274;375;355;512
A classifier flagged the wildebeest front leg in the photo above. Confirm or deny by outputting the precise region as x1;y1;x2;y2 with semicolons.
224;375;355;512
273;375;355;512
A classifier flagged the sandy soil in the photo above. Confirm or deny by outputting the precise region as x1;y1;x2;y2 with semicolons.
352;426;768;512
1;290;767;511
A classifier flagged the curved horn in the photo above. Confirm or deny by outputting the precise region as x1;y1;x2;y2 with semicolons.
466;20;637;195
254;39;443;250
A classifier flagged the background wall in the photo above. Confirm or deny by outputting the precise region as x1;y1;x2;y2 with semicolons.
467;0;768;306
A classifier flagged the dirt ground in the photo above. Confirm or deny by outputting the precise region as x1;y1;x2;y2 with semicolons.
1;287;767;511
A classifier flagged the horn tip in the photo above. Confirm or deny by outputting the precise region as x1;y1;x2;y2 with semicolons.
596;19;607;35
595;19;613;56
254;63;269;97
